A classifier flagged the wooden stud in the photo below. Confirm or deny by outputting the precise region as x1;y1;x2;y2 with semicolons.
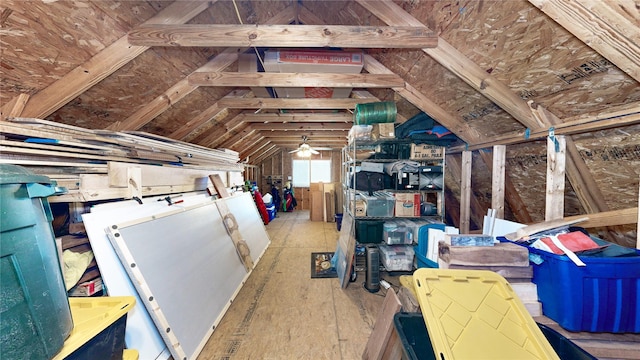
545;134;566;221
491;145;506;219
460;151;472;233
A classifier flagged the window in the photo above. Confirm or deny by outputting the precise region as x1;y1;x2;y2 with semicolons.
292;159;331;187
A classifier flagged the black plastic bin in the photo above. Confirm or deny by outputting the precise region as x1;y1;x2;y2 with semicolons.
394;312;596;360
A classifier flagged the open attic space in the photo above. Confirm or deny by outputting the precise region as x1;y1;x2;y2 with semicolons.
1;0;640;359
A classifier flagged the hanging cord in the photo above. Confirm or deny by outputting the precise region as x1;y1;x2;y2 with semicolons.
232;0;268;79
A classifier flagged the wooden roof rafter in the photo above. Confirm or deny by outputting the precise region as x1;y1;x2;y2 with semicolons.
364;0;616;222
19;1;214;120
528;0;640;83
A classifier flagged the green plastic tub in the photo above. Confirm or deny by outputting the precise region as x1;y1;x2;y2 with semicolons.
0;164;72;359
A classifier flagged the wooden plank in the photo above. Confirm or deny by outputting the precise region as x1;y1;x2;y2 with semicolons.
187;72;405;88
218;97;379;109
0;94;29;121
504;217;589;241
438;242;530;267
128;24;438;48
250;123;351;131
460;151;472;233
528;0;640;82
450;104;640;151
209;174;230;198
545;134;566;221
564;208;638;229
361;289;402;360
20;1;212;119
240;113;353;123
491;145;506;219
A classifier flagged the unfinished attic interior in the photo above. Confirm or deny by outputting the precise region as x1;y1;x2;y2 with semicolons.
1;0;639;359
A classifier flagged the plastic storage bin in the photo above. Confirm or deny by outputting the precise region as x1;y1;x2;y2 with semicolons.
383;221;413;245
414;223;446;268
52;296;136;360
355;219;384;244
379;244;414;271
394;312;436;360
0;164;72;360
362;192;395;217
412;269;559;359
502;237;640;333
394;312;595;360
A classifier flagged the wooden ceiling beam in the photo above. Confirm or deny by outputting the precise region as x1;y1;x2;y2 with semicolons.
108;6;297;132
450;104;640;152
265;135;346;141
251;123;351;131
241;113;352;123
528;0;640;82
232;133;262;152
20;1;213;119
259;132;347;139
128;24;437;48
217;97;377;109
187;72;405;88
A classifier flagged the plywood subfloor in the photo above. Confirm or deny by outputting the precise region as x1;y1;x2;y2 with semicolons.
198;210;385;360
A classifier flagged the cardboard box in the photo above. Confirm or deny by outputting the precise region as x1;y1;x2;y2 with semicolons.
394;192;420;217
354;199;366;217
264;49;364;98
410;144;444;160
371;123;395;140
69;277;103;297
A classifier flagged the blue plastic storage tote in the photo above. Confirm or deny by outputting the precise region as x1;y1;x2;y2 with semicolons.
414;223;445;269
502;236;640;333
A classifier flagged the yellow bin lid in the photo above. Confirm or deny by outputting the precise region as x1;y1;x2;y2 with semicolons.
412;268;559;360
52;296;136;360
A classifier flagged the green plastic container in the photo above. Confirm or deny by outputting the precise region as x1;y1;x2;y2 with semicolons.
0;164;72;360
354;101;397;125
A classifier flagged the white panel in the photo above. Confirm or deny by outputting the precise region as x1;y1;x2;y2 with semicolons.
106;193;270;360
83;195;215;360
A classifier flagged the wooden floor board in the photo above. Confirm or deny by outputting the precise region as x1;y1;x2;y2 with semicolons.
198;210;385;360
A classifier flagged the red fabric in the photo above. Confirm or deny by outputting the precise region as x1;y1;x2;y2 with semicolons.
540;231;599;254
253;190;270;225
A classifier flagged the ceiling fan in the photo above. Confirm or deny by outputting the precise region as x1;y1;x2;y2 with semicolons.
289;136;329;156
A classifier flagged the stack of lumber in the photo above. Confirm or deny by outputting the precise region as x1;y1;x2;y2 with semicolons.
1;117;244;202
438;238;542;316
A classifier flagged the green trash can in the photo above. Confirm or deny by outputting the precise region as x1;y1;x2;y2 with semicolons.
0;164;72;359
